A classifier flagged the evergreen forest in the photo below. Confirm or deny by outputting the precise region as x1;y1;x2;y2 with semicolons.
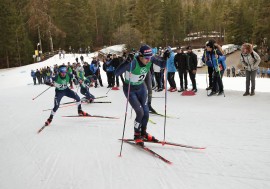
0;0;269;68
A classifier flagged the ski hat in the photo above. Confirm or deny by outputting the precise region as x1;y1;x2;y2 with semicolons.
205;39;216;48
139;44;153;59
186;46;192;50
58;66;67;73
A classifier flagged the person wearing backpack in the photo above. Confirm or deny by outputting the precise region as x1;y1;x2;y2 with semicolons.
240;43;261;96
204;41;226;96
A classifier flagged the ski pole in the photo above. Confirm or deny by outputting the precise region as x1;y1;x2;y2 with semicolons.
119;61;133;157
106;87;112;94
163;61;168;143
214;49;226;97
32;86;52;100
204;51;209;96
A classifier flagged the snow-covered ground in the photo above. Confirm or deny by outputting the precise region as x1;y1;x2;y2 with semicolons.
0;47;270;189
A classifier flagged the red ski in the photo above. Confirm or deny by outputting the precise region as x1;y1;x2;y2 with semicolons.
62;114;119;119
121;139;172;164
122;139;206;150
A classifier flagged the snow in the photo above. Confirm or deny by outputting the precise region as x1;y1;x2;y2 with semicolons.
1;46;270;189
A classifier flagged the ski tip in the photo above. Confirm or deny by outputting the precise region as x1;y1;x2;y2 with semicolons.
168;162;173;165
118;154;122;157
199;147;206;150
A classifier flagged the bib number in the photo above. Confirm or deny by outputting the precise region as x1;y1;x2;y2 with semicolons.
138;74;146;82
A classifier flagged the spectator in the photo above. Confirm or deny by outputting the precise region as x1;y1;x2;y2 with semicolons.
31;70;37;85
186;46;198;92
261;67;266;78
205;41;226;96
111;54;123;87
232;66;236;77
227;67;231;77
202;39;224;91
80;55;84;63
165;46;177;92
240;43;261;96
257;67;261;78
105;54;114;88
35;69;42;84
83;62;92;77
267;68;270;78
174;47;188;92
90;57;103;87
58;48;62;59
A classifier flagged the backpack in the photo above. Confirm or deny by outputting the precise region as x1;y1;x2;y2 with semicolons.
241;52;257;64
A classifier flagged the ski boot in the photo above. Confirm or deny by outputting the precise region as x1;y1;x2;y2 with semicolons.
78;109;89;116
142;132;159;142
45;115;53;126
134;133;144;147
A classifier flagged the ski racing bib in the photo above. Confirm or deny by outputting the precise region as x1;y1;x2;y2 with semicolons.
54;75;70;90
124;59;151;85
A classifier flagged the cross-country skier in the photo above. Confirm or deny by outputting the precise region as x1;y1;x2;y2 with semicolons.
115;45;165;146
78;76;96;103
44;65;88;126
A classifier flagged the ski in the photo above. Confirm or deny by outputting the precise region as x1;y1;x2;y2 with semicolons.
62;114;119;119
122;139;206;150
122;139;172;164
150;112;180;119
43;101;111;111
60;96;108;105
90;101;111;103
37;125;47;133
86;95;108;100
148;118;156;124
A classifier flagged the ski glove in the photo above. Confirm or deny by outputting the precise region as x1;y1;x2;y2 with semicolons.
45;82;54;87
163;50;170;60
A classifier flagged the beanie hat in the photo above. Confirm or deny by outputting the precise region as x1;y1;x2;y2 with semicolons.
139;45;153;59
205;39;216;48
58;65;67;73
205;41;214;48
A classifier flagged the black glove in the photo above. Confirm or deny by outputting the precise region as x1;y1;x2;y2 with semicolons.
45;82;54;87
163;50;170;60
125;53;134;62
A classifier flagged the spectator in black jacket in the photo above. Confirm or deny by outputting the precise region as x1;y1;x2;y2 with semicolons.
186;46;198;92
83;62;92;77
111;54;124;87
35;69;42;84
174;47;188;92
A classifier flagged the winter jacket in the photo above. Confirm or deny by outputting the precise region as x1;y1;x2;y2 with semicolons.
166;48;176;72
174;52;187;70
106;59;114;72
202;50;226;72
186;51;197;71
240;51;261;71
83;64;92;77
35;70;41;78
111;58;120;70
90;62;100;74
31;70;36;78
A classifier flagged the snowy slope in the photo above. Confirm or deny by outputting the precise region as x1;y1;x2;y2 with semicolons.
0;47;270;189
